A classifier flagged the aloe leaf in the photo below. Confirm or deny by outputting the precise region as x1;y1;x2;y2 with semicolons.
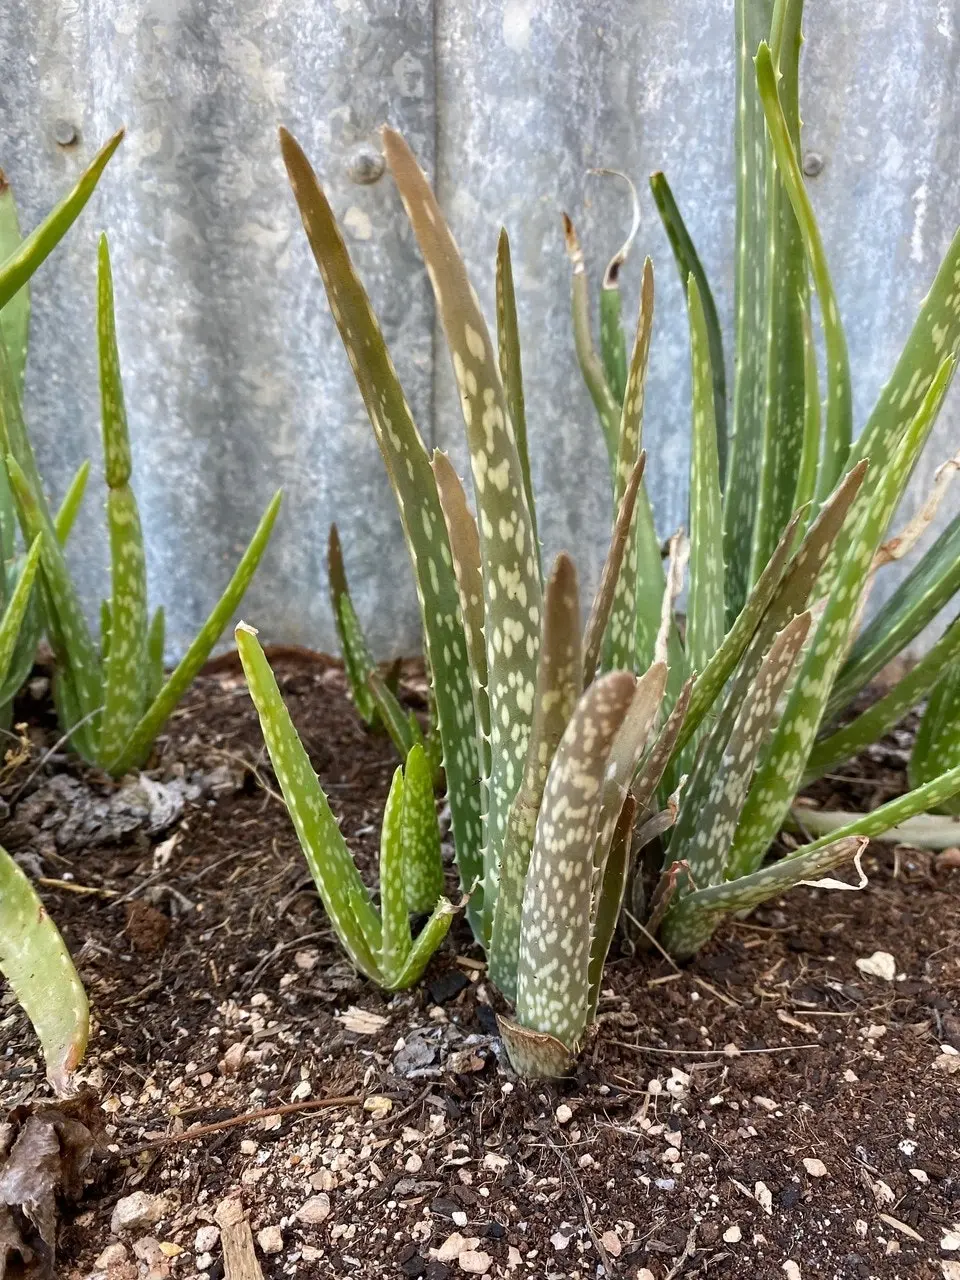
54;459;91;544
382;126;544;914
279;130;483;919
377;766;409;984
807;616;960;782
686;275;726;677
661;836;866;960
563;212;621;477
388;896;456;991
593;168;641;407
6;455;102;758
756;42;852;503
792;307;821;519
827;510;960;719
145;606;165;706
749;1;810;583
327;524;377;723
586;793;636;1023
400;742;444;913
649;171;727;481
513;671;637;1065
582;450;645;685
0;171;30;402
96;237;149;768
0;846;89;1095
668;612;811;890
0;534;40;681
795;762;960;851
111;490;281;774
236;622;381;979
631;676;693;816
909;657;960;815
0;131;123;311
489;553;583;1002
367;667;424;761
495;229;538;573
723;0;775;619
730;360;954;875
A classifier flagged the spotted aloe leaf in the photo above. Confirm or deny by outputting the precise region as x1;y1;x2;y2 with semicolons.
826;511;960;720
660;836;866;960
909;657;960;816
495;230;538;574
586;792;637;1024
367;667;425;763
649;171;727;481
756;40;852;506
729;359;954;875
97;236;149;769
807;616;960;782
0;534;41;686
0;131;123;312
750;1;810;581
382;127;544;933
685;275;725;679
236;622;381;980
280;128;483;922
0;169;30;405
507;671;638;1076
377;766;411;983
593;169;641;408
488;553;582;1003
582;451;645;686
796;762;960;850
400;742;444;914
327;524;376;724
0;845;88;1095
145;606;165;707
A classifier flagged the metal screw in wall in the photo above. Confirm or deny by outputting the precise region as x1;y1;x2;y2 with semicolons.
802;151;824;177
346;143;385;186
54;120;79;147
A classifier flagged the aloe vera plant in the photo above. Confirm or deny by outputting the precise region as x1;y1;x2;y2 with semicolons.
0;846;89;1094
0;232;281;774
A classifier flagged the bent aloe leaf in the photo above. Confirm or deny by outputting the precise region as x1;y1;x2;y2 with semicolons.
327;523;377;724
0;846;89;1095
910;658;960;815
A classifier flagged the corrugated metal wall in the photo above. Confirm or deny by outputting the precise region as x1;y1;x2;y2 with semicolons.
1;0;957;659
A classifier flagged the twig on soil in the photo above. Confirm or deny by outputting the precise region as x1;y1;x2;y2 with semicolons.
121;1094;363;1153
549;1134;615;1276
611;1041;819;1056
37;876;118;897
663;1226;697;1280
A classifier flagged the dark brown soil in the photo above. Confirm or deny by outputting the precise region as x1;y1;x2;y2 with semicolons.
2;655;959;1280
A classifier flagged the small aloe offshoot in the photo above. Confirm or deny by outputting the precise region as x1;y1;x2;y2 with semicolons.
0;846;89;1094
237;622;453;990
0;234;281;774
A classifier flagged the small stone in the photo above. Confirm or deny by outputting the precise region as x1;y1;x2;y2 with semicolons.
457;1250;492;1275
755;1182;773;1215
783;1263;801;1280
111;1193;167;1236
942;1230;960;1252
856;951;897;981
909;1169;929;1185
94;1243;129;1269
400;1254;427;1278
550;1230;571;1251
194;1227;219;1254
158;1243;183;1258
802;1158;828;1178
132;1238;165;1266
555;1104;573;1125
240;1139;257;1155
428;971;469;1004
364;1095;393;1119
481;1152;508;1173
310;1170;336;1191
294;949;318;970
220;1043;244;1074
296;1195;331;1225
405;1153;423;1174
942;1263;960;1280
600;1231;621;1257
290;1079;311;1101
432;1234;476;1264
196;1252;214;1271
257;1225;284;1255
507;1247;522;1269
723;1225;742;1243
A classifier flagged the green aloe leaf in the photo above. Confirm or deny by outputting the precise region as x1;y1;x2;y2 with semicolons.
388;896;456;991
796;762;960;850
729;359;954;875
236;622;381;980
685;276;726;678
660;836;866;960
377;766;410;984
489;553;583;1002
756;40;852;504
649;170;727;481
382;127;544;926
0;170;30;402
0;131;124;311
792;308;821;520
0;534;41;682
582;450;645;685
749;0;810;583
97;236;149;768
631;676;693;817
327;524;377;724
54;459;91;544
586;792;636;1023
593;168;641;407
110;490;281;774
495;230;538;574
513;671;637;1066
910;657;960;815
367;667;424;761
807;616;960;781
280;128;483;919
827;510;960;719
400;742;444;914
0;845;89;1095
146;606;165;706
723;0;775;619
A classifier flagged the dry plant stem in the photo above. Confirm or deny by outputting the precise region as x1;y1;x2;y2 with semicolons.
128;1094;364;1152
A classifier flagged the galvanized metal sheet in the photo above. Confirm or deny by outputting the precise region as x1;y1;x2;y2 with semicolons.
0;0;957;659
